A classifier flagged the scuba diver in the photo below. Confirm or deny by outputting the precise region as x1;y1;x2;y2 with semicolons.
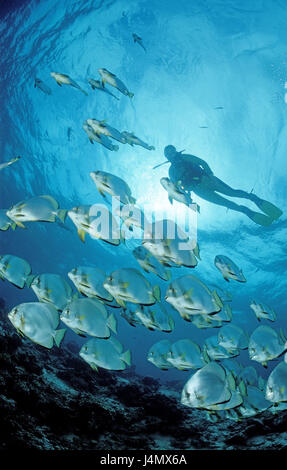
155;145;282;226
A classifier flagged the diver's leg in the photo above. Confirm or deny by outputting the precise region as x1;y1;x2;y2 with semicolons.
210;176;254;199
208;176;283;220
192;186;273;226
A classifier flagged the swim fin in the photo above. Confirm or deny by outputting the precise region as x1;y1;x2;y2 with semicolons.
253;198;283;221
245;209;274;227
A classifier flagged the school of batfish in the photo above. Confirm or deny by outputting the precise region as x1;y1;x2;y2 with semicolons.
1;41;287;425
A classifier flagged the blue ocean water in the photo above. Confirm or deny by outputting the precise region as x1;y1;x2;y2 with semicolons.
0;0;287;388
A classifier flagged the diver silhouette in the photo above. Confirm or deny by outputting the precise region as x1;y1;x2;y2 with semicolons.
160;145;282;226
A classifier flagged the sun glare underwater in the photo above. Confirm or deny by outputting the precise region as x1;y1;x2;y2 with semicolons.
1;0;287;448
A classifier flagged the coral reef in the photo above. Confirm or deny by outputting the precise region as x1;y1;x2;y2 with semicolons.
0;299;286;450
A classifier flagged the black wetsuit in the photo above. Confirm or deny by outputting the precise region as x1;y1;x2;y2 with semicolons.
168;153;213;191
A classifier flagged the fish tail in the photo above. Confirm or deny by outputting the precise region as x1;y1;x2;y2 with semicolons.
121;349;131;366
107;313;117;334
153;285;161;302
25;274;36;288
54;328;66;347
57;209;68;223
165;270;172;281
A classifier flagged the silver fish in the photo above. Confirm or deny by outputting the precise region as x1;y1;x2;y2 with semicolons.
30;273;74;311
0;254;32;288
147;340;173;370
214;255;246;283
61;298;117;338
88;78;119;100
6;195;67;229
0;156;20;171
50;72;88;95
79;337;131;371
8;302;66;349
98;68;134;98
34;78;52;95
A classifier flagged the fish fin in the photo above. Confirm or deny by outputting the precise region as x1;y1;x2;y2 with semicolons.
15;220;26;229
81;89;88;96
16;203;27;210
98;188;106;197
120;282;129;289
262;362;268;369
56;80;62;86
89;138;94;144
116;298;126;308
54;329;66;347
212;290;223;309
279;328;287;344
227;373;236;391
41;195;58;209
11;222;17;230
57;209;67;223
78;229;86;243
90;363;99;372
153;285;161;302
25;275;36;288
168;196;173;204
184;287;193;300
202;350;210;364
168;316;175;330
129;196;136;205
165;270;172;281
121;350;131;366
72;292;79;300
107;313;117;334
128;92;134;99
181;312;191;322
193;244;201;260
